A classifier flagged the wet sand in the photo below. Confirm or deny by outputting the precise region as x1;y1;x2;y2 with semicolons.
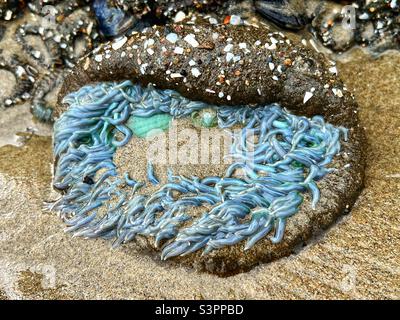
0;49;399;299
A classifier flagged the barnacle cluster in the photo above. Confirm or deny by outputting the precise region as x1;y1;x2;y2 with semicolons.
52;80;346;259
312;0;400;53
0;0;229;118
0;0;98;118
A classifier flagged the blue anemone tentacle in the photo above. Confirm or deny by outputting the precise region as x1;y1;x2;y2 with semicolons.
52;80;346;259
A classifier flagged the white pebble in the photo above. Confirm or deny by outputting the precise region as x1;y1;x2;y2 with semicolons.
32;50;41;59
233;55;241;63
16;66;26;77
226;52;234;62
332;88;344;97
112;36;127;50
269;62;275;71
191;68;201;78
4;10;12;21
184;34;199;47
270;37;278;44
94;54;103;62
329;66;338;75
140;63;148;74
174;11;186;23
209;17;218;25
230;15;242;25
174;47;184;54
166;33;179;43
143;38;154;49
223;44;233;52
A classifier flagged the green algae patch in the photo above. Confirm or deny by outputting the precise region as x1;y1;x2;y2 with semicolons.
127;114;173;138
17;270;70;300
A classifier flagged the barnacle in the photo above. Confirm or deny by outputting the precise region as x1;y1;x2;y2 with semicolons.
0;0;99;117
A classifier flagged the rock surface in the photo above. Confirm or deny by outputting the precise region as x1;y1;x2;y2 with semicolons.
0;41;398;300
57;24;358;128
51;23;367;276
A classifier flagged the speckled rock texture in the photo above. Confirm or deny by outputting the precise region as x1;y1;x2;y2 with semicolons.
54;24;366;276
0;16;398;300
57;24;358;128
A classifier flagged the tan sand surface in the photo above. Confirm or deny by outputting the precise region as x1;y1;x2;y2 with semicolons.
0;49;399;300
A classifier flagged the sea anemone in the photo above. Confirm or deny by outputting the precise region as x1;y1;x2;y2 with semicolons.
52;80;348;259
51;24;365;274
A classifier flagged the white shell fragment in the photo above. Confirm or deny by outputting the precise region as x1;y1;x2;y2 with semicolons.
224;44;233;52
170;73;183;78
112;36;127;50
303;91;314;104
184;34;199;47
329;66;338;75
